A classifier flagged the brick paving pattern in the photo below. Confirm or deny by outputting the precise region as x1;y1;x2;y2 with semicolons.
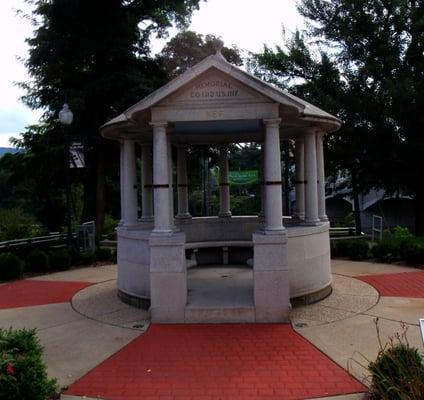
66;324;365;400
0;280;92;308
357;271;424;298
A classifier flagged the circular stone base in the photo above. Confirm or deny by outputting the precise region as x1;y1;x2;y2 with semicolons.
290;274;379;328
291;284;333;307
71;280;150;330
118;290;150;310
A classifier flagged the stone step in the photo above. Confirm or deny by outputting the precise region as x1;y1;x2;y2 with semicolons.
185;305;255;323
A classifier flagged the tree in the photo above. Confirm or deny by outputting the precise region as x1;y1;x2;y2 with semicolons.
250;1;424;233
158;30;243;78
17;0;203;234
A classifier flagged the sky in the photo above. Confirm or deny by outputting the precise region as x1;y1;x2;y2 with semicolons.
0;0;305;147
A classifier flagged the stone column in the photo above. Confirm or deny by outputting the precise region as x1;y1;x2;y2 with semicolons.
316;132;328;222
140;145;153;221
122;140;138;226
252;118;289;323
176;146;191;219
167;138;175;228
151;122;171;234
218;144;232;217
263;119;284;232
259;143;266;217
303;129;320;225
150;122;186;323
294;138;305;220
119;141;125;225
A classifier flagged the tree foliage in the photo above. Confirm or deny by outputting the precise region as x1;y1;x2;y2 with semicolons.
250;0;424;233
158;30;243;78
10;0;202;233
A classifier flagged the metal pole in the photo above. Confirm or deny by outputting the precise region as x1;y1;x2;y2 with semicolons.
64;126;73;246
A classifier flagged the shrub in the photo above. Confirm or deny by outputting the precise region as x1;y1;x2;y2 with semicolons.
80;250;95;265
347;239;369;260
68;246;81;266
103;214;119;238
49;248;71;270
0;328;57;400
392;225;413;241
400;239;424;265
369;343;424;399
95;247;112;262
372;239;401;263
25;249;50;272
334;212;355;228
0;253;23;281
330;240;339;258
0;208;46;241
335;239;352;257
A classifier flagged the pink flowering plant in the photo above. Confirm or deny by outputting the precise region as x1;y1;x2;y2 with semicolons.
0;328;57;400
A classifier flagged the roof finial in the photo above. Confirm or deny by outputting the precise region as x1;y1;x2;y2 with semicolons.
213;38;224;55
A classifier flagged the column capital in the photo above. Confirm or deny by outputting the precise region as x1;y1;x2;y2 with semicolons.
150;121;168;129
263;118;282;128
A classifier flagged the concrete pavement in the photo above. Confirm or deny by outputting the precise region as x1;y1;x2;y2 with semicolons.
0;260;423;399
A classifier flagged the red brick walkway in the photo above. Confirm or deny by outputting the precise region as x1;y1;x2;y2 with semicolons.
66;324;365;400
0;280;92;309
357;271;424;298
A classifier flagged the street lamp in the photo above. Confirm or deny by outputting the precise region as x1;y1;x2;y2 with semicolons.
58;104;74;246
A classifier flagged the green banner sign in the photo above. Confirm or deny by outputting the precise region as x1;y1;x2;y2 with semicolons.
229;170;258;185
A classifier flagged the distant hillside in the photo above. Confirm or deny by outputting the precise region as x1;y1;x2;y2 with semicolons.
0;148;19;157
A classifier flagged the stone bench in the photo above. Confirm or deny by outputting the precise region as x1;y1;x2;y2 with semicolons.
185;240;252;267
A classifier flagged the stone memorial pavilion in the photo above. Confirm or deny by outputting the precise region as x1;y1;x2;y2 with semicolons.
100;41;341;324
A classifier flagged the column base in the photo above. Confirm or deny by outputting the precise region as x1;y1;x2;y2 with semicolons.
151;228;174;235
122;222;140;229
292;213;305;221
139;216;154;222
175;213;192;219
319;215;329;222
301;219;321;226
262;227;286;235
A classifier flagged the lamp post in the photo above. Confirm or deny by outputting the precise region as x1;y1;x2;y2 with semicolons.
58;104;74;246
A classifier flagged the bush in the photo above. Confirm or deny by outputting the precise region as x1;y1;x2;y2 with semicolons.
331;239;370;260
95;247;112;262
369;343;424;399
68;246;81;266
0;253;23;281
372;239;401;263
0;208;46;241
400;239;424;265
49;248;71;270
335;212;355;228
0;328;57;400
25;249;50;272
392;225;413;241
330;240;339;258
103;214;119;238
80;250;95;265
336;239;352;257
347;239;369;260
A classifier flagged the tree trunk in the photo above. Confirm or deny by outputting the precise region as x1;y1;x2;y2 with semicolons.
351;176;362;235
95;144;106;236
415;185;424;235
